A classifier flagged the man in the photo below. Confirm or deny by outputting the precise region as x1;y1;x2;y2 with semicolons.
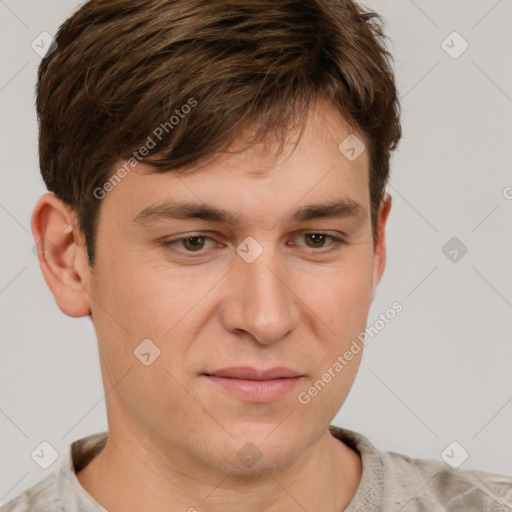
5;0;512;510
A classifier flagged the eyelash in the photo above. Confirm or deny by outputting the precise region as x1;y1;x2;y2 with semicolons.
159;232;345;256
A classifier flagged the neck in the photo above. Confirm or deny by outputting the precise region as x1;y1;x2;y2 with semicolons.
77;426;362;512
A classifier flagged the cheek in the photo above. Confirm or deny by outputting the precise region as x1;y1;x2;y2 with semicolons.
295;251;372;411
87;249;173;383
304;255;373;336
92;247;185;335
89;252;227;396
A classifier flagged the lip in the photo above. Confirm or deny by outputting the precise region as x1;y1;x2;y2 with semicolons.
203;366;304;403
205;366;303;380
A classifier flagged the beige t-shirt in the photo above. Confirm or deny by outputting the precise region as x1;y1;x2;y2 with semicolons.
3;426;512;511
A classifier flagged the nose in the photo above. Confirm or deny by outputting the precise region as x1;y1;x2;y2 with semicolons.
220;243;300;345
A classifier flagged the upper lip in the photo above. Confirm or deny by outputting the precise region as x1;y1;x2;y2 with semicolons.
204;366;303;380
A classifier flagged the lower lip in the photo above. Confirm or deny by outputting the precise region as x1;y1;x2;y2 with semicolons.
205;375;303;402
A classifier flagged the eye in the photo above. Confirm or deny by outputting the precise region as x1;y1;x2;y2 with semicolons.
292;232;344;251
159;231;344;257
160;234;215;253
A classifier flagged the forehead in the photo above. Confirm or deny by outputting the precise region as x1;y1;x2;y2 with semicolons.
102;101;370;225
189;100;369;176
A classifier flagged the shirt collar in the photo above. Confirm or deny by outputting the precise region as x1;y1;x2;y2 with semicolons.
56;433;108;512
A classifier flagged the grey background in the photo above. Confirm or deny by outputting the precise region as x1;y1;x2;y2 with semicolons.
1;0;511;503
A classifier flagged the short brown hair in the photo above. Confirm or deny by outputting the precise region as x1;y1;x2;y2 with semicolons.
36;0;401;266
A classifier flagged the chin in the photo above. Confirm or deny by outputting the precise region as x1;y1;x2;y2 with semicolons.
206;423;307;476
219;446;302;477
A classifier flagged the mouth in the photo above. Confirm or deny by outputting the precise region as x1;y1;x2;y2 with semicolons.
203;366;305;403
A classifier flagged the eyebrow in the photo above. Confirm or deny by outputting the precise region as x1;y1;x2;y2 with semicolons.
132;198;366;226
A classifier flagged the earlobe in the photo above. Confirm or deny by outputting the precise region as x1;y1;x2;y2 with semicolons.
31;193;92;318
370;193;392;301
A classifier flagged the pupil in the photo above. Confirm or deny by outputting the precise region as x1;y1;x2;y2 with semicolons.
308;234;325;247
185;236;204;251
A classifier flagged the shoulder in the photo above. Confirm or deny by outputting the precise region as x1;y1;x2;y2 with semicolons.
329;426;512;511
382;448;512;511
2;432;108;512
1;472;60;512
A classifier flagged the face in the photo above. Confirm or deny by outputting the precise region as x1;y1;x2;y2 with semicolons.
36;100;390;475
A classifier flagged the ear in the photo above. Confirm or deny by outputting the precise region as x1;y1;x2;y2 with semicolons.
370;192;392;302
31;192;92;317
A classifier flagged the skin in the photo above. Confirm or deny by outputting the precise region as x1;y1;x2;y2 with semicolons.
31;99;392;512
